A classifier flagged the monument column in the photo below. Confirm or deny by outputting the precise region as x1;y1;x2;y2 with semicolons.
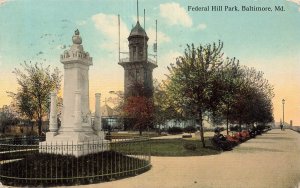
49;92;58;132
94;93;101;132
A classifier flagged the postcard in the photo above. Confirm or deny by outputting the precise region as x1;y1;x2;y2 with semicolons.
0;0;299;187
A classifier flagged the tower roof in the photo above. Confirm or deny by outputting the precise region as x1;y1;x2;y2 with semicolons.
128;21;148;40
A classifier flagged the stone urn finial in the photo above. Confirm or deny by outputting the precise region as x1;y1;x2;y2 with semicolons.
75;29;80;35
72;29;82;45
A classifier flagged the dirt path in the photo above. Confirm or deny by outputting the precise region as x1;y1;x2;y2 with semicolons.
73;129;300;188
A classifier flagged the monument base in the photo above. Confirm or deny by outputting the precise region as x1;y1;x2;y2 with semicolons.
39;131;110;157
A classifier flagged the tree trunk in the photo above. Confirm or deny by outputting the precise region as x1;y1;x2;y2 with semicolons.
38;117;42;136
199;112;206;148
31;121;34;132
139;126;142;136
226;104;229;135
239;120;242;131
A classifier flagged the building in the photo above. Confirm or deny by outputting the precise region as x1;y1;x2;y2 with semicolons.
118;20;157;98
100;103;122;130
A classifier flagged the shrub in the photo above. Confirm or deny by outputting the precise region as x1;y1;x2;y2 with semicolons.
256;124;266;131
168;127;183;134
230;125;240;131
183;143;197;151
0;151;150;187
183;126;197;133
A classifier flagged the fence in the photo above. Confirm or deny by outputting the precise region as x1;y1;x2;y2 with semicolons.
0;136;151;186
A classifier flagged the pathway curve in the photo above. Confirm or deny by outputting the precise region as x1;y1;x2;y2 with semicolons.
74;129;300;188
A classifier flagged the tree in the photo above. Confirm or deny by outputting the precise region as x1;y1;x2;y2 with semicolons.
211;58;243;135
152;81;181;133
123;96;154;135
107;90;125;116
164;42;224;147
0;105;19;134
228;66;274;127
8;62;62;135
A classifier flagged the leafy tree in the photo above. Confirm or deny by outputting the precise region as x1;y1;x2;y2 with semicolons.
8;62;62;135
152;81;181;133
229;66;274;127
0;105;19;134
123;95;154;135
211;58;243;134
108;90;125;116
164;42;224;147
120;81;154;135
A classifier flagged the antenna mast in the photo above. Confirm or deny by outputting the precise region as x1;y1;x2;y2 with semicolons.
118;14;120;62
137;0;139;22
155;19;158;63
144;9;146;61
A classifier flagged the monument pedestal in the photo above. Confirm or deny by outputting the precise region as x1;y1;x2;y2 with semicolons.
39;30;110;157
40;131;110;157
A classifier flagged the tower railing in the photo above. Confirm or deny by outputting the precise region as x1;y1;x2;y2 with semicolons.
119;57;157;65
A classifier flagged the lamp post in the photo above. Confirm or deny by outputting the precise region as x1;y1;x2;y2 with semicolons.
282;99;285;126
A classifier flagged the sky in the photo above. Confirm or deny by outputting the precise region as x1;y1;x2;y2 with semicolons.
0;0;299;125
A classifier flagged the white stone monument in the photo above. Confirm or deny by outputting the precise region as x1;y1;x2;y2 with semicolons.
40;30;109;156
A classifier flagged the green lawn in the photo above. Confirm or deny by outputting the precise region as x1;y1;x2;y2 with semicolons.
112;138;221;157
149;139;221;156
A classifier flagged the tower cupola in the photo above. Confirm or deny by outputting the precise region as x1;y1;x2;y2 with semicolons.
128;21;149;40
128;21;148;62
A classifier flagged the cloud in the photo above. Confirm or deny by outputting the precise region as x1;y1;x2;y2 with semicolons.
196;23;207;31
159;3;192;27
160;50;182;66
288;0;300;5
154;50;183;80
0;0;12;6
147;27;171;45
92;13;129;52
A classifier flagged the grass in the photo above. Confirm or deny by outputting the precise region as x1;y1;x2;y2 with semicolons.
110;131;159;138
111;138;221;157
149;138;221;156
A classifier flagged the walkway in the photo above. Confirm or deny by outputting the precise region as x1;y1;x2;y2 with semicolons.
73;129;300;188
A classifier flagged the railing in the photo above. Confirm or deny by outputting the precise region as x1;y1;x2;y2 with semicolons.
0;136;151;187
119;57;157;65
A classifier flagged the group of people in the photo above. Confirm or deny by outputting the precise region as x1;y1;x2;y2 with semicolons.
211;126;270;151
211;128;235;151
